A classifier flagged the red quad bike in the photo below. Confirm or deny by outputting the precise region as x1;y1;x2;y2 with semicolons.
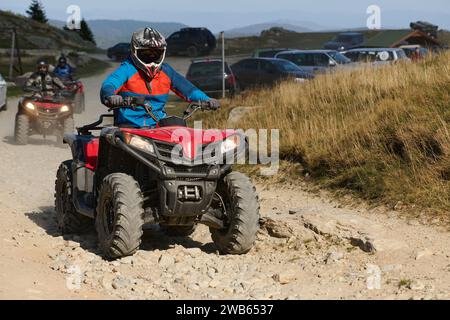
55;97;260;259
15;88;75;145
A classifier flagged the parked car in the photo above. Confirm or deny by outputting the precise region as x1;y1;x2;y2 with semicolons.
323;32;365;51
231;58;314;90
343;48;410;65
252;48;296;58
0;73;7;111
107;42;131;61
275;50;352;74
166;28;216;57
399;45;429;60
186;59;238;98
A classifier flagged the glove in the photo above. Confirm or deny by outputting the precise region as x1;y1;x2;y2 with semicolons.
207;99;221;110
106;95;123;107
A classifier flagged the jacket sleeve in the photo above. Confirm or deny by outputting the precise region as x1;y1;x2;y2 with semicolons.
163;64;210;102
100;62;131;104
53;76;65;89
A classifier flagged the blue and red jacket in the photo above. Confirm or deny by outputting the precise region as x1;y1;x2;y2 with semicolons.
100;58;210;127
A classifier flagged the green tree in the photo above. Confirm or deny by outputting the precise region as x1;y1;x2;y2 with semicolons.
79;19;96;45
26;0;48;24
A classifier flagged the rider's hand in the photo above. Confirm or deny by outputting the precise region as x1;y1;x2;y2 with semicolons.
207;99;221;110
106;95;123;107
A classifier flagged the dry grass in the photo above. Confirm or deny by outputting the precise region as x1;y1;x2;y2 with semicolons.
198;52;450;218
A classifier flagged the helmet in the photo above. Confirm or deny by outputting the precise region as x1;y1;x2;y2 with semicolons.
130;27;167;79
58;56;67;66
37;60;49;75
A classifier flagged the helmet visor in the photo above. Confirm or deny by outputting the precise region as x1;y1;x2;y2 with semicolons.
136;48;165;64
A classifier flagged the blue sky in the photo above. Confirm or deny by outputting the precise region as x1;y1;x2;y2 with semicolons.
1;0;450;31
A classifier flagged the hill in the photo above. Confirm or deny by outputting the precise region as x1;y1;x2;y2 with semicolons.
224;22;312;38
200;52;450;220
0;10;97;51
51;19;187;49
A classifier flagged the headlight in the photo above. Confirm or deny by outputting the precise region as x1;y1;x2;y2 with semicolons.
60;105;70;112
25;102;35;110
123;133;155;154
220;135;241;154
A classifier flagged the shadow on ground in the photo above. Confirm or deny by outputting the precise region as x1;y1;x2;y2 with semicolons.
25;206;217;256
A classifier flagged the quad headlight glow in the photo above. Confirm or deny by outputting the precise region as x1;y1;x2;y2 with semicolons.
60;105;70;112
123;133;155;154
220;135;241;154
25;102;35;110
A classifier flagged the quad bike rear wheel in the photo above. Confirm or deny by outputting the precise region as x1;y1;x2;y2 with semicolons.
96;173;145;259
55;160;92;234
210;172;260;254
14;114;29;145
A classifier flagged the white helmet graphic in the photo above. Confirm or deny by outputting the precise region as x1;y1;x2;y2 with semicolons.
131;27;167;79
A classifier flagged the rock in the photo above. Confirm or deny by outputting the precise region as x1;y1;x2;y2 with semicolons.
289;208;303;215
184;248;202;258
382;264;402;272
208;279;221;288
158;254;175;268
101;275;115;290
261;218;294;239
273;271;297;284
119;256;134;265
227;106;262;126
65;240;80;248
408;280;425;291
300;211;407;253
112;276;132;290
415;249;433;260
325;251;344;264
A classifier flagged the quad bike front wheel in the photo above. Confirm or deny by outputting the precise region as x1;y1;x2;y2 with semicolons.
55;160;92;234
96;173;145;259
210;172;260;254
14;114;29;145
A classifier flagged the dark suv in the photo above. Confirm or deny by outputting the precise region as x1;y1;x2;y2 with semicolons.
166;28;216;57
323;32;365;51
231;58;314;90
186;59;238;98
107;42;131;61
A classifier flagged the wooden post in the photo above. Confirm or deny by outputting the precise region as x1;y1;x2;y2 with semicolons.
8;29;16;79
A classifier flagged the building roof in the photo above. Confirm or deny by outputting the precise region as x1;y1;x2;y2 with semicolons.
362;29;441;48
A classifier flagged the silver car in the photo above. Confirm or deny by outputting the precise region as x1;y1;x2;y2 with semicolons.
342;48;410;66
274;50;352;74
0;73;6;111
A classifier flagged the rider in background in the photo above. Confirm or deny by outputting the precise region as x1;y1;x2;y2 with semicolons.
100;27;220;128
25;60;66;96
53;56;75;81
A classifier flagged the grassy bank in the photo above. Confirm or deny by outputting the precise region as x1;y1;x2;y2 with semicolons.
201;52;450;219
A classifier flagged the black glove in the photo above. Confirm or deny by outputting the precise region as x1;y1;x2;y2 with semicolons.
106;95;123;107
207;99;221;110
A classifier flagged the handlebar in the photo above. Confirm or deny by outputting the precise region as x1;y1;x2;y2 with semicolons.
106;96;216;120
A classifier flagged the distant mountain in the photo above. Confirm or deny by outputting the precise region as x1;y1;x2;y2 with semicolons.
50;19;188;49
223;22;316;38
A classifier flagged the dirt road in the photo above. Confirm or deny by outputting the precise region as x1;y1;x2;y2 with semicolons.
0;60;449;300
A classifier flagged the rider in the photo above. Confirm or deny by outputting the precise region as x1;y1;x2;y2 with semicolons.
25;60;66;96
100;27;220;128
53;56;75;81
